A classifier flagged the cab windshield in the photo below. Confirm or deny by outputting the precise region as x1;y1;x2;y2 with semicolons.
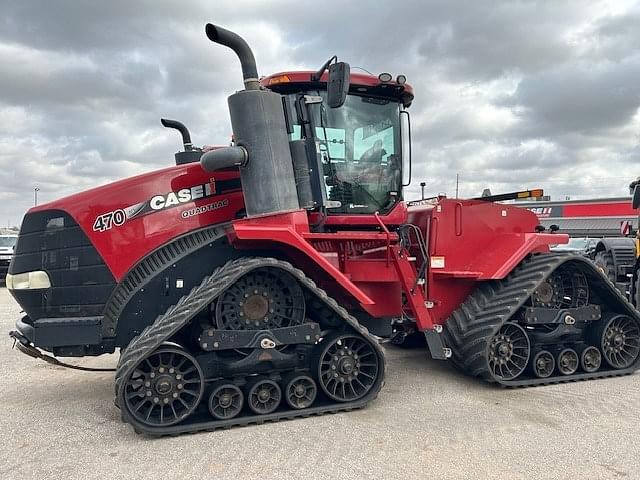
286;92;402;214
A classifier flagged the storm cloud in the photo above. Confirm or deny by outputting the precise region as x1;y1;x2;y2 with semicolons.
0;0;639;225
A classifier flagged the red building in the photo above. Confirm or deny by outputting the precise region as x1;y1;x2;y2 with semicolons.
514;197;636;237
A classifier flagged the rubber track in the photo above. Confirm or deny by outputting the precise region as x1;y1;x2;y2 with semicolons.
115;257;386;436
443;253;640;387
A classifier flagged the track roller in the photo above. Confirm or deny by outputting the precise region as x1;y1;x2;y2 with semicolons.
532;350;555;378
283;373;317;410
579;346;601;373
247;378;282;415
557;348;579;375
208;382;244;420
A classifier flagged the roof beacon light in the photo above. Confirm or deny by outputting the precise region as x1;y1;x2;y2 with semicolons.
378;72;392;83
269;74;291;85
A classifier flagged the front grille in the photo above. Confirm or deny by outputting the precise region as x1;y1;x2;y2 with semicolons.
9;210;115;320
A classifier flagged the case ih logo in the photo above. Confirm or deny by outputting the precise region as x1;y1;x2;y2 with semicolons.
149;182;216;211
92;178;241;232
527;206;562;218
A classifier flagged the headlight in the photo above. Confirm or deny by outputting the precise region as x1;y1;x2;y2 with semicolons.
6;271;51;290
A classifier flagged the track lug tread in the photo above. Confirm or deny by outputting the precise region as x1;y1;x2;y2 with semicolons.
115;256;385;436
442;253;640;387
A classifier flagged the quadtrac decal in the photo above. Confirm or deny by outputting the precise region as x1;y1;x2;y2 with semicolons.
92;178;241;232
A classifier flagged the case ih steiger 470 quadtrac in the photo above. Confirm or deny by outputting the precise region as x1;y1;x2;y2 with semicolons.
8;25;640;435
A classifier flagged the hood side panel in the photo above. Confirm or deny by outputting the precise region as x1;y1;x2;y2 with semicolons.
27;163;243;281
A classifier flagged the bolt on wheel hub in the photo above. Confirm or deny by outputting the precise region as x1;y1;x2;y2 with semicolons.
154;376;174;395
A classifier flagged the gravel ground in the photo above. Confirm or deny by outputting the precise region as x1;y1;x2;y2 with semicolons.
1;286;639;480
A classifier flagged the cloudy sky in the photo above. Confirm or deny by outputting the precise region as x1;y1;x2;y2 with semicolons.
1;0;639;226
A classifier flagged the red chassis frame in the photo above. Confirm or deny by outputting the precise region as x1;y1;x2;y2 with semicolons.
229;199;566;332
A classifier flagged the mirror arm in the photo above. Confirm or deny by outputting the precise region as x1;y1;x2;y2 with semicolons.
312;56;337;81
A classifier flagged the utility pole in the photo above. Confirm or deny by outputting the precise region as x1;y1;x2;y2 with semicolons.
455;173;459;199
420;182;426;200
34;186;40;206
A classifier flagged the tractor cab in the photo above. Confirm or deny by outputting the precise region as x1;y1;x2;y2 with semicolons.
262;70;414;222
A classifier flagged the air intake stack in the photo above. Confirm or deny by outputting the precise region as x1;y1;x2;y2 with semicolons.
200;24;299;217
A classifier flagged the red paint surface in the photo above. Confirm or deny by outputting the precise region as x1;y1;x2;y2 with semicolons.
261;70;414;99
562;201;636;217
30;164;564;329
30;164;243;280
408;199;567;324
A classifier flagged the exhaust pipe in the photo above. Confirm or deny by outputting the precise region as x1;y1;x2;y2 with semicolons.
160;118;193;151
205;24;259;91
201;23;299;216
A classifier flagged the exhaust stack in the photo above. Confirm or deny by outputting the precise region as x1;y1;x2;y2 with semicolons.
205;24;260;91
201;23;299;217
161;118;202;165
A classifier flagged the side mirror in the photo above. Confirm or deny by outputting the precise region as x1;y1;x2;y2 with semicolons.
633;185;640;209
327;62;350;108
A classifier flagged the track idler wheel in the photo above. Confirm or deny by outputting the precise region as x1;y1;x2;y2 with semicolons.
557;348;579;375
487;322;530;381
580;346;602;373
532;350;555;378
208;382;244;420
317;333;379;402
283;373;317;410
598;314;640;369
247;378;282;415
123;346;204;427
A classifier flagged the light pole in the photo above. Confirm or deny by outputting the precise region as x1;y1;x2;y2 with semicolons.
34;187;40;206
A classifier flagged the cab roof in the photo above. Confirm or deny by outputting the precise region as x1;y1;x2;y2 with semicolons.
261;70;414;107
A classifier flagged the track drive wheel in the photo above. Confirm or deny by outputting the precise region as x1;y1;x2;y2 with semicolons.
215;268;305;330
487;322;530;381
599;314;640;369
317;333;379;402
123;346;204;427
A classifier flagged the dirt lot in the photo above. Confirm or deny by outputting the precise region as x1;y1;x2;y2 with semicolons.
1;286;638;480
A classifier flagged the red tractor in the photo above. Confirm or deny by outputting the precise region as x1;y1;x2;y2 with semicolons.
8;25;640;435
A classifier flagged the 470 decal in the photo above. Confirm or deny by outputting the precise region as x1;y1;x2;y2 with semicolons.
93;209;126;232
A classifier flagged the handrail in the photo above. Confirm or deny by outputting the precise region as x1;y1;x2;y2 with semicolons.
374;211;392;266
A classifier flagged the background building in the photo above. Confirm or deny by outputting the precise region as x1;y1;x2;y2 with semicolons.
514;197;636;237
